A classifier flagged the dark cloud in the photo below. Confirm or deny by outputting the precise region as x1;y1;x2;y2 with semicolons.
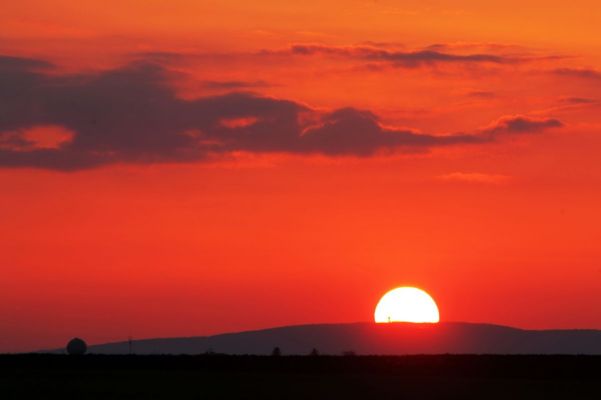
0;55;51;71
299;108;480;155
481;115;563;136
288;44;509;67
201;80;272;90
0;55;563;170
0;56;302;169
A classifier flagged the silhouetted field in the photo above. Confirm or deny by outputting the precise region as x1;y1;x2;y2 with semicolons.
2;354;600;399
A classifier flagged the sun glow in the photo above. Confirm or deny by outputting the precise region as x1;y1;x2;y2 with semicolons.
374;287;440;323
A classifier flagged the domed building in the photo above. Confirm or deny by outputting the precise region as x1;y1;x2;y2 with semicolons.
66;338;87;355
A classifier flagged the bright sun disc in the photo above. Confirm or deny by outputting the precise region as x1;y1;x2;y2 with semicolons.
374;287;440;323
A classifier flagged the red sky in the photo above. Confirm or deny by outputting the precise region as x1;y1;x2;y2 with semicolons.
1;1;601;352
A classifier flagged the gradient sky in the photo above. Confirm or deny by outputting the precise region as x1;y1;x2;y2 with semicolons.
2;0;601;352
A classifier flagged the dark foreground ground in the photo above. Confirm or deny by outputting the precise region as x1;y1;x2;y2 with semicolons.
2;354;600;399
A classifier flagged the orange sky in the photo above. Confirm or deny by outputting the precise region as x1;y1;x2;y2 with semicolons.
1;1;601;352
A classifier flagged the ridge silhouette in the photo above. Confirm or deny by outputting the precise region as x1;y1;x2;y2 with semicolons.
62;322;601;355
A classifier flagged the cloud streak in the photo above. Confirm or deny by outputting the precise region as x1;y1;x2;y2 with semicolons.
288;44;510;67
438;172;511;184
201;80;272;90
481;115;563;136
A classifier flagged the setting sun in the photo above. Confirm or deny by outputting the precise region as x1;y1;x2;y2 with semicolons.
374;287;440;323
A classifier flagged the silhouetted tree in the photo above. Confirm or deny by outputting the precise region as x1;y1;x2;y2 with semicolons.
66;338;87;355
342;350;356;356
309;348;319;356
271;346;281;356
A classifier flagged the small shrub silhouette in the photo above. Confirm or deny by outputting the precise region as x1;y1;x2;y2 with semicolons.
66;338;87;355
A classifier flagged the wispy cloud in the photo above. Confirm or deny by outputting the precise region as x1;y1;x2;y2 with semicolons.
552;68;601;81
287;44;510;67
466;90;496;98
438;172;511;184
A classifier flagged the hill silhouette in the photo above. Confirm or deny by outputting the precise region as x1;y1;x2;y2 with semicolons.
77;322;601;355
